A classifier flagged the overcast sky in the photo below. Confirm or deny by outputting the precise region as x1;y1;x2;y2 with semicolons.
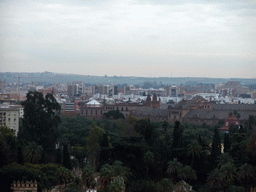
1;0;256;78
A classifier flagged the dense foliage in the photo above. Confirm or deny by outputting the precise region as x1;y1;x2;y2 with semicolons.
1;91;256;191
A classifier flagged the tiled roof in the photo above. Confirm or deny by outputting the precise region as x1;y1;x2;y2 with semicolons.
213;104;256;111
130;107;168;118
184;110;256;120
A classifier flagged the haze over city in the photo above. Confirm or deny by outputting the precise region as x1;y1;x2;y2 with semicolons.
1;0;256;78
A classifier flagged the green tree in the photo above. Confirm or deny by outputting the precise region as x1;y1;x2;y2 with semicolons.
134;118;157;147
108;176;125;192
178;165;197;185
238;163;256;191
187;140;202;167
156;178;173;192
167;158;183;183
55;148;62;165
20;91;61;155
247;133;256;164
143;151;154;175
99;133;110;167
82;164;95;191
230;133;247;166
211;127;221;166
56;167;72;192
17;145;24;165
0;126;17;167
224;133;231;153
248;115;255;130
112;160;131;182
23;142;42;164
172;121;183;149
207;168;225;192
100;164;114;192
63;144;72;170
70;145;87;168
86;124;105;167
103;110;125;120
220;162;237;192
172;121;184;159
217;153;234;168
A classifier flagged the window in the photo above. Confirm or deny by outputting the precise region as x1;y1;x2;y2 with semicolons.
8;118;10;121
86;110;88;114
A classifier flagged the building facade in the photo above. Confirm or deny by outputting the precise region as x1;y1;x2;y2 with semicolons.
0;107;20;135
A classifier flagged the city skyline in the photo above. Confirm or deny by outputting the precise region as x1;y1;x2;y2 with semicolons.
1;0;256;78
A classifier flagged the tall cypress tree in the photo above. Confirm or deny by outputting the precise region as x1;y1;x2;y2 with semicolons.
172;121;183;160
17;146;24;165
40;150;46;164
172;121;183;149
211;127;221;165
55;148;62;165
99;133;110;166
63;144;72;170
224;133;231;153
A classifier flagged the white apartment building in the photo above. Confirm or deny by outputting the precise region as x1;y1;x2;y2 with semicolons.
0;107;20;135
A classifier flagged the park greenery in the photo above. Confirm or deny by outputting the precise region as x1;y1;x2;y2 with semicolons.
1;91;256;192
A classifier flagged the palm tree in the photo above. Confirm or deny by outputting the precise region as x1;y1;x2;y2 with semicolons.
112;161;131;182
187;140;202;167
220;162;237;192
238;163;256;191
217;153;234;168
23;142;42;164
100;164;114;191
207;168;225;192
178;165;197;185
56;167;72;192
143;151;154;175
108;176;125;192
157;178;173;192
167;158;183;183
82;164;95;191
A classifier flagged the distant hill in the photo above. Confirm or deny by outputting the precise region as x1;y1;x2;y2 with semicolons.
1;72;256;86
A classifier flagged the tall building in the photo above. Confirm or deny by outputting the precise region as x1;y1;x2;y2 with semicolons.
68;82;84;97
0;107;20;135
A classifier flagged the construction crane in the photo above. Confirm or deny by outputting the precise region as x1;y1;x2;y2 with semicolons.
0;80;5;94
13;75;42;101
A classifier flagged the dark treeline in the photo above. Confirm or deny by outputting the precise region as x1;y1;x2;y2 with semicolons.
1;91;256;192
2;72;256;86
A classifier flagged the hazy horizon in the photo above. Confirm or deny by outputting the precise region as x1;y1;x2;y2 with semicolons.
1;0;256;78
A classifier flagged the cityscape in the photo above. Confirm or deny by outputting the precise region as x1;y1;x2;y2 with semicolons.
0;71;256;191
1;0;256;192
